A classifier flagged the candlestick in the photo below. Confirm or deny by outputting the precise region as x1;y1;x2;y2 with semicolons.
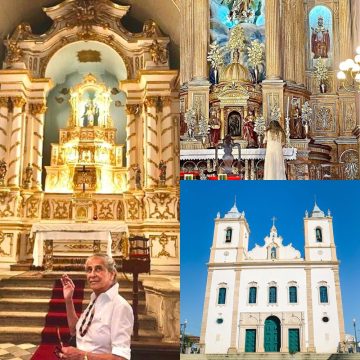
286;97;290;118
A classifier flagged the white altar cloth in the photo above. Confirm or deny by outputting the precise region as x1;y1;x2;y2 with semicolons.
180;147;297;161
31;222;128;267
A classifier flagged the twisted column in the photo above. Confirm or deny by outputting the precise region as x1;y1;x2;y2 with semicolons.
126;104;139;190
0;97;9;161
144;97;159;187
29;103;47;189
8;97;26;187
160;97;175;186
265;0;282;79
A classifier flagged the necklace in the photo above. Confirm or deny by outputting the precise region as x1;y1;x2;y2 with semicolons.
79;298;97;337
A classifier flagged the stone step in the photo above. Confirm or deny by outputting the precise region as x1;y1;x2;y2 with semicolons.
0;297;146;313
0;286;145;301
0;311;157;330
0;326;163;344
180;355;360;360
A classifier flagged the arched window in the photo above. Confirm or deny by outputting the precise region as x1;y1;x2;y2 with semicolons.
271;246;277;259
319;286;328;303
269;286;277;303
316;228;322;242
218;287;226;304
249;287;257;304
289;286;297;303
226;228;232;242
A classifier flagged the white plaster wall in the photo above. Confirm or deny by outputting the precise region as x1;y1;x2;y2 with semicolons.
237;265;309;349
307;219;331;246
215;220;242;248
205;268;236;354
214;248;238;263
310;267;340;353
309;248;332;261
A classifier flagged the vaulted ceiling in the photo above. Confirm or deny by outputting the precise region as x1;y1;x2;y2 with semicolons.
0;0;180;69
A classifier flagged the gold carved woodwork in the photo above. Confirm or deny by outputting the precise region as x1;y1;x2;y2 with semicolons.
117;201;125;220
93;239;101;253
0;193;15;217
64;241;93;250
111;232;128;256
53;200;71;219
149;232;177;258
43;239;53;270
0;231;13;256
42;200;50;219
25;196;40;219
6;39;23;63
149;40;168;65
11;97;26;108
29;103;47;115
26;234;34;255
0;97;9;108
148;192;176;220
97;199;115;220
126;197;140;220
126;104;140;115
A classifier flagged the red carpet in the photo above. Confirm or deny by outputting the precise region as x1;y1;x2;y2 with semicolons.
31;279;85;360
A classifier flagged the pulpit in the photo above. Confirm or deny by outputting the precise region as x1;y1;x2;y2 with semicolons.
122;236;151;340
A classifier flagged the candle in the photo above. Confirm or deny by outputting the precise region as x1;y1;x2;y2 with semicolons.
286;97;290;118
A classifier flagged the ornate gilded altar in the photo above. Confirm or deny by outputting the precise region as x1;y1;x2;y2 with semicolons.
45;74;126;193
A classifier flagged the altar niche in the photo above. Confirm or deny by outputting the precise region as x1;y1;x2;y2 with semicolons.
45;74;126;194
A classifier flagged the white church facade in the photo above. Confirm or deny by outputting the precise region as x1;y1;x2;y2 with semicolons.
200;202;345;354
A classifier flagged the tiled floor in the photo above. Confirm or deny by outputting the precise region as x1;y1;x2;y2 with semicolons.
0;343;38;360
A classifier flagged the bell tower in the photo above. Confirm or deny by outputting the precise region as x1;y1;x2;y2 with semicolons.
304;202;337;262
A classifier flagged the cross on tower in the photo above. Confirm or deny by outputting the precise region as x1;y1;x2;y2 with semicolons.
272;216;277;227
79;165;90;192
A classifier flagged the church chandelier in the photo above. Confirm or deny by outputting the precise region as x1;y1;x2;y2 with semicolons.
337;47;360;92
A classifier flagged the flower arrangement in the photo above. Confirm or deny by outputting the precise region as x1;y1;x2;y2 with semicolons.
207;41;224;70
314;57;329;92
247;40;263;68
228;24;246;52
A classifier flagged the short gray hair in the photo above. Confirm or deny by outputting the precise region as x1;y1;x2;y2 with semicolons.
86;253;117;281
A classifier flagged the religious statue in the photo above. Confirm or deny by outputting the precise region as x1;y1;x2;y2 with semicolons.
82;99;99;126
24;163;33;189
6;39;23;63
134;164;142;190
291;104;303;139
149;40;168;65
208;107;221;147
142;20;156;37
0;160;7;186
159;160;167;186
228;112;241;137
223;0;253;22
242;109;258;148
264;120;286;180
311;16;330;59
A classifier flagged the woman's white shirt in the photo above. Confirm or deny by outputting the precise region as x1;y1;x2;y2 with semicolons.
76;283;134;359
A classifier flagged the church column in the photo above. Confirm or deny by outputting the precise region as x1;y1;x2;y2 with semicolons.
29;102;47;190
191;0;208;83
338;0;353;64
333;267;345;343
305;267;316;352
283;0;296;83
160;97;176;186
8;97;26;188
144;97;159;187
180;0;193;85
199;269;213;352
294;0;306;85
351;0;360;52
265;0;282;80
126;104;139;190
228;269;241;353
0;97;9;161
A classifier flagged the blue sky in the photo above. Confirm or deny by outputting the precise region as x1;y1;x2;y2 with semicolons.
180;181;360;338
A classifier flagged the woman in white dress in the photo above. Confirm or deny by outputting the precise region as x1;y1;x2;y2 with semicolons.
264;120;286;180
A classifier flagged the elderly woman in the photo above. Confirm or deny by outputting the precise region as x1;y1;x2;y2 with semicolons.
60;254;134;360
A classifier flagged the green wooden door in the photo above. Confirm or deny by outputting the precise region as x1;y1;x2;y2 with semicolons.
245;329;256;352
288;329;300;353
264;316;281;352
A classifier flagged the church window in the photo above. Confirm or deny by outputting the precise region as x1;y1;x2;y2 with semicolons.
269;286;277;303
316;228;323;242
289;286;297;303
320;286;328;303
249;287;257;304
218;287;226;304
270;246;277;259
225;228;232;242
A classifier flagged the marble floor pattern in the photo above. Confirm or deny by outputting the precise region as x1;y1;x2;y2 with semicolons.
0;343;38;360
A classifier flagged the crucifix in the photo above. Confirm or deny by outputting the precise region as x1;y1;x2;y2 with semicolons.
79;165;90;192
